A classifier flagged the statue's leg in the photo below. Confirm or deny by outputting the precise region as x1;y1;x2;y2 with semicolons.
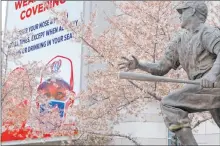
175;127;197;145
160;84;220;145
210;108;220;128
161;103;198;145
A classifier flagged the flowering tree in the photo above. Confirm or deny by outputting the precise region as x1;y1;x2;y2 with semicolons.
1;3;138;146
49;0;220;144
208;1;220;26
1;1;220;145
1;29;57;136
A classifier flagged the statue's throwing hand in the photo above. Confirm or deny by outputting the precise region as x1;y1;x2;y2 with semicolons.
118;55;139;71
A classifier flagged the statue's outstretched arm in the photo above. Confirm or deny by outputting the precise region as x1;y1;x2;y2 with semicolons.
137;59;173;76
137;35;181;76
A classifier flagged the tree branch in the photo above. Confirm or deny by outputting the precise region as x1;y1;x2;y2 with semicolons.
103;12;150;54
192;117;212;129
128;80;162;101
117;96;140;111
146;91;162;101
49;9;163;103
86;131;141;145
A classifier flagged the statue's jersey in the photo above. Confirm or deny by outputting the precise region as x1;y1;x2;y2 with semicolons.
163;24;220;80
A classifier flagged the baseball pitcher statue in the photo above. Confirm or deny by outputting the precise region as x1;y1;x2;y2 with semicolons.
119;1;220;145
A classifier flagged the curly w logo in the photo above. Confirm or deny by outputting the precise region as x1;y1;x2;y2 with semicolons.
51;60;62;73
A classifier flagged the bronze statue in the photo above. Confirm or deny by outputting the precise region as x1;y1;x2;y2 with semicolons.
119;1;220;145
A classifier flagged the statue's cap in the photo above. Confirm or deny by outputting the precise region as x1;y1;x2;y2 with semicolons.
176;1;208;18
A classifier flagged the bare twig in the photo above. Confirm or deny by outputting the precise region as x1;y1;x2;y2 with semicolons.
192;117;212;129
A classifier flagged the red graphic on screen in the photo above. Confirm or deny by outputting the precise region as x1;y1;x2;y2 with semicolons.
37;55;75;100
40;55;74;91
37;78;71;101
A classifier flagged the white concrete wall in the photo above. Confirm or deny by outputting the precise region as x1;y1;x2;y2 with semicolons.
80;1;116;91
111;101;168;145
193;120;220;145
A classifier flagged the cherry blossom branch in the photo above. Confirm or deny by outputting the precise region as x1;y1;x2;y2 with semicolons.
54;12;161;102
116;96;141;111
85;131;141;145
192;117;212;129
48;8;163;102
128;80;162;101
81;38;114;67
105;13;150;54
